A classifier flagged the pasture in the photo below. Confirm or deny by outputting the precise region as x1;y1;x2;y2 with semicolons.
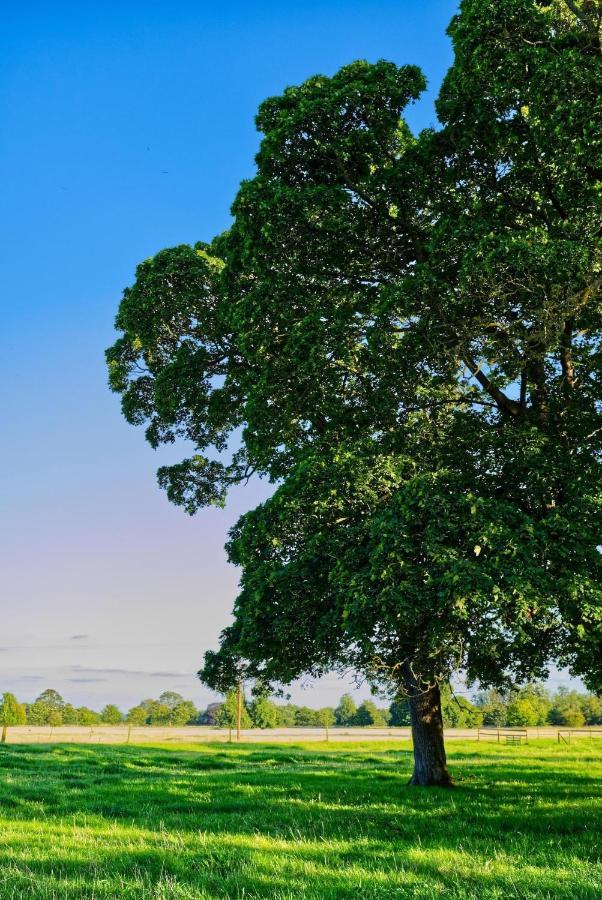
0;740;600;899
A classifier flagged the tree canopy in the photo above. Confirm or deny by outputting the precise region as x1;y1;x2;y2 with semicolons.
0;693;26;727
108;0;601;782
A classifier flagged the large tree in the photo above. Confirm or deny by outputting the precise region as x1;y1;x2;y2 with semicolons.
107;0;601;785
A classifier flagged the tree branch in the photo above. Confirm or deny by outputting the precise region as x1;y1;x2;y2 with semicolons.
563;0;602;45
462;357;521;417
560;318;576;391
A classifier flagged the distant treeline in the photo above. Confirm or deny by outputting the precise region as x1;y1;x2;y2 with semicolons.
1;684;600;730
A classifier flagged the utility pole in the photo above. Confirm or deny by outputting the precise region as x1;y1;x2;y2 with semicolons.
236;678;243;742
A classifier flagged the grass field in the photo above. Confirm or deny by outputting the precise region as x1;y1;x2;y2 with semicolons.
0;740;600;899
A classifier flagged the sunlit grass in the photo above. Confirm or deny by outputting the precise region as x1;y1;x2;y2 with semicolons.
0;739;600;898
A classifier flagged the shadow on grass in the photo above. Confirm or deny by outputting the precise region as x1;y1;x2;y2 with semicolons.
0;741;600;898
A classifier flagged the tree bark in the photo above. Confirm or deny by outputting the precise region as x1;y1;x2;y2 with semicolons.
403;665;453;787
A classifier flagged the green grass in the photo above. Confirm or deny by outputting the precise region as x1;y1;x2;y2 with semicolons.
0;740;600;898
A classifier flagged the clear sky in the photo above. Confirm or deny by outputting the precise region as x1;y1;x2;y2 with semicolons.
3;1;571;713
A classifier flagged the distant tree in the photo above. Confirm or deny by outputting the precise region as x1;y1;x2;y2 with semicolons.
335;694;357;727
101;704;123;725
76;707;100;726
441;692;483;728
26;698;64;726
0;692;26;726
25;701;50;726
249;695;280;728
170;701;198;726
580;694;602;726
277;705;298;727
549;689;587;727
62;704;80;725
476;689;509;727
353;701;387;727
516;684;551;726
216;689;252;729
294;706;320;726
506;697;540;727
389;699;411;727
555;705;586;727
146;702;171;725
158;692;185;711
316;707;336;728
35;689;65;710
126;705;149;726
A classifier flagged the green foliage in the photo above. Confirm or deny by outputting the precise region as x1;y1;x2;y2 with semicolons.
25;701;52;726
549;687;588;726
76;707;101;726
335;694;358;726
157;692;184;712
507;698;542;727
441;692;484;729
294;706;320;727
47;709;63;727
170;701;198;726
25;692;67;726
317;707;336;728
146;703;171;725
4;690;199;729
389;698;411;727
101;705;123;725
61;704;80;725
510;684;551;726
126;705;149;726
276;705;298;727
0;693;26;726
215;690;252;729
249;695;281;728
35;689;65;710
353;701;388;727
6;685;599;733
474;683;602;727
150;694;198;726
107;0;602;710
580;693;602;725
476;689;510;727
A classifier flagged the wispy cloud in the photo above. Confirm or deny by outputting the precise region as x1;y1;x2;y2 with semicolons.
67;677;107;683
149;671;189;678
68;665;188;678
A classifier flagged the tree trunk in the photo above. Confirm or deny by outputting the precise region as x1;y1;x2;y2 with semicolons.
403;665;453;787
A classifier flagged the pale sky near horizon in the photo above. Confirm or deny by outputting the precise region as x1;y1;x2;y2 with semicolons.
1;1;580;713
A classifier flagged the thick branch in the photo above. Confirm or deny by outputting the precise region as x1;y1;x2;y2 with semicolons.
519;368;528;411
560;318;576;391
462;357;521;417
563;1;602;46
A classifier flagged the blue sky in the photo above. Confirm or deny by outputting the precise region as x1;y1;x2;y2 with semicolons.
4;1;571;712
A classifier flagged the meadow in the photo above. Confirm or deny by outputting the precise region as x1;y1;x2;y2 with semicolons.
0;740;600;899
